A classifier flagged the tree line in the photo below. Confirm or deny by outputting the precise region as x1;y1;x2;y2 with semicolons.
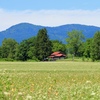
0;28;66;61
0;28;100;61
66;30;100;61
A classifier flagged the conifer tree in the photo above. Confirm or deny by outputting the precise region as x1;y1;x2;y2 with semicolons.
35;28;52;61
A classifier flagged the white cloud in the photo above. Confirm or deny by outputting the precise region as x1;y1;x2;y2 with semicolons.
0;9;100;31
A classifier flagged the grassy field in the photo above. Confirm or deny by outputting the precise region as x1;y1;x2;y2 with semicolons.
0;61;100;100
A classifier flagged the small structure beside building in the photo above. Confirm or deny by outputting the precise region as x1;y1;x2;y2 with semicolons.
49;51;66;60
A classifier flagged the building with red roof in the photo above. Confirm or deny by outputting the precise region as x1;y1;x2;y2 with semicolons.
49;51;66;60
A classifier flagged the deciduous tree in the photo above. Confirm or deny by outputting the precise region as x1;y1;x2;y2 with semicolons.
83;38;92;58
51;40;66;53
91;31;100;61
1;38;18;59
66;30;85;57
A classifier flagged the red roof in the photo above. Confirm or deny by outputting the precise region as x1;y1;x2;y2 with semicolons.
56;54;65;57
49;51;66;58
51;51;60;55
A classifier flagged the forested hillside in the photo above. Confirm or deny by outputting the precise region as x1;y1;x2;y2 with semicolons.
0;23;100;44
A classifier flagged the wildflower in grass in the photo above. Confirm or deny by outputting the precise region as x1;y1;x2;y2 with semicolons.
31;83;34;86
26;94;32;100
55;91;58;96
11;88;16;92
4;91;10;96
91;91;96;96
49;87;52;90
11;88;14;92
43;96;46;99
30;83;34;93
18;92;23;96
86;80;92;84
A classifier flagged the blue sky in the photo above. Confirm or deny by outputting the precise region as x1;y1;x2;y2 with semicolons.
0;0;100;31
1;0;100;10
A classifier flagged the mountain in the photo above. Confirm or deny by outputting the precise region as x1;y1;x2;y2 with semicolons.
0;23;100;44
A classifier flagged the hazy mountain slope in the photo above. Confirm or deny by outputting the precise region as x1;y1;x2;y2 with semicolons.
0;23;100;44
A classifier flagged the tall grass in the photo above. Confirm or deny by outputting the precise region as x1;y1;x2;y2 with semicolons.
0;62;100;100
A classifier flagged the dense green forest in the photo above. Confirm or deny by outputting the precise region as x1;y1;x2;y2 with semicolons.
0;28;100;61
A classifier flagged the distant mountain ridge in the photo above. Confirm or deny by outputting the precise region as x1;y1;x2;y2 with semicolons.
0;23;100;44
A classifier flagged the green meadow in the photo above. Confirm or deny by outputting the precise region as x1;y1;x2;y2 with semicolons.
0;62;100;100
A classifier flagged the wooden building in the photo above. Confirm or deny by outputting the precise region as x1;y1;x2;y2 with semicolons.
49;51;66;60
